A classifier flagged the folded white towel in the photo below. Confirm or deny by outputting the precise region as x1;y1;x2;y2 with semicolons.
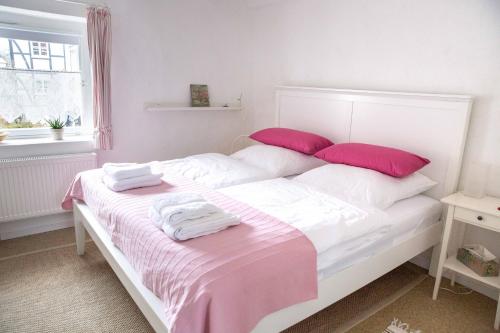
162;212;240;241
152;192;205;212
149;201;222;228
103;162;152;181
103;173;163;192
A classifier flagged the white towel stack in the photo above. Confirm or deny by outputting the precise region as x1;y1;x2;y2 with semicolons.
102;162;163;192
149;192;240;241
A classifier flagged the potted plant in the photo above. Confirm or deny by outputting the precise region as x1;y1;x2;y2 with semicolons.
46;117;65;140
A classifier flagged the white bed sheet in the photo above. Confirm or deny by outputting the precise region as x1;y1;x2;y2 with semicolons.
219;178;442;280
161;153;273;189
317;195;442;279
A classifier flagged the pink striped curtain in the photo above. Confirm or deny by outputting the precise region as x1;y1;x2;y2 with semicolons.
87;7;112;150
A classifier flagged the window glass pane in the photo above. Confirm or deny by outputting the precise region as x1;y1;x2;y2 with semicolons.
0;38;11;68
51;57;65;71
13;54;29;69
32;58;50;71
34;74;50;95
50;43;64;56
65;44;80;72
0;33;84;130
13;39;29;53
40;42;48;57
0;70;83;128
31;41;40;56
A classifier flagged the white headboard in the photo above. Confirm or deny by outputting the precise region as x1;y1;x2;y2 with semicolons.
275;86;473;200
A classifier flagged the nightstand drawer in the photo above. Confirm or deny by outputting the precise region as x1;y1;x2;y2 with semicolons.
454;206;500;232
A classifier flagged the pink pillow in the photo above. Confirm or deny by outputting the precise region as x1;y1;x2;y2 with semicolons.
314;143;430;178
250;128;333;155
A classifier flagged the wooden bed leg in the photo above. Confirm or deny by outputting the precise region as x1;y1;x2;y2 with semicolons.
74;206;86;256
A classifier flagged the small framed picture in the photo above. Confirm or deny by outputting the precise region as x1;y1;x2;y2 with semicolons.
190;84;210;107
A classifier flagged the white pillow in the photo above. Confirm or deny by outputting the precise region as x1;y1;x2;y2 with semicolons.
231;144;325;178
294;164;437;209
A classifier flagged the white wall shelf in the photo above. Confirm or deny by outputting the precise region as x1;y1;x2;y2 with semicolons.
145;104;242;112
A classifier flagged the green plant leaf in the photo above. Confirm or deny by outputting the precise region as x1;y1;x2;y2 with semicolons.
45;117;65;129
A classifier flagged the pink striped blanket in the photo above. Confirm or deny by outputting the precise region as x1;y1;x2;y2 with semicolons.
62;169;317;333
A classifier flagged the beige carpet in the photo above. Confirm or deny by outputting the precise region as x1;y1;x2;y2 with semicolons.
284;264;426;333
0;227;90;260
0;229;497;333
0;242;154;333
349;277;499;333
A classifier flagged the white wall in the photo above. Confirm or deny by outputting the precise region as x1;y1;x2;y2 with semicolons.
248;0;500;196
99;0;252;164
0;0;252;164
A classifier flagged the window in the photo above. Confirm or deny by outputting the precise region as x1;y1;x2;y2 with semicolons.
35;78;49;96
0;20;91;137
31;41;49;57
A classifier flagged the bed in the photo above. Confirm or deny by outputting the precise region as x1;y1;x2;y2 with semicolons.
70;86;473;333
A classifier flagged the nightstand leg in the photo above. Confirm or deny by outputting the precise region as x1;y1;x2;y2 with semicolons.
450;272;456;287
433;206;455;300
495;294;499;330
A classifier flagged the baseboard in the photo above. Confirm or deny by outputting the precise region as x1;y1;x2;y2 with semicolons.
0;212;74;240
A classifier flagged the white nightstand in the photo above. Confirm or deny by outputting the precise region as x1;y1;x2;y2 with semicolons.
433;192;500;330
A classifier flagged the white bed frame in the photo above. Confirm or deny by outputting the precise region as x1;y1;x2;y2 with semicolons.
74;86;473;333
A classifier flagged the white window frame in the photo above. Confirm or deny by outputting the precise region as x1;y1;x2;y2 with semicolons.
0;25;92;139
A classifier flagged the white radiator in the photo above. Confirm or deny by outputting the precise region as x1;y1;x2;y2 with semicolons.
0;153;97;222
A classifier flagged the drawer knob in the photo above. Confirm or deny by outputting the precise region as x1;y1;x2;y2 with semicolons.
477;215;483;221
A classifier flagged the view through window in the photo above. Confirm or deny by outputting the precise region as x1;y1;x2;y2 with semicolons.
0;31;84;130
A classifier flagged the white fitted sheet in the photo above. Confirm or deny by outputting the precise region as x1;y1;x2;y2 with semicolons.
317;195;442;279
219;178;442;280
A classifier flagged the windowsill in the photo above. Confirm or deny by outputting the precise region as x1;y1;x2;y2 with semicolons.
0;134;94;146
0;134;95;159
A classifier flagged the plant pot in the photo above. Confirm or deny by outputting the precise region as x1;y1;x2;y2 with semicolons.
51;128;64;140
